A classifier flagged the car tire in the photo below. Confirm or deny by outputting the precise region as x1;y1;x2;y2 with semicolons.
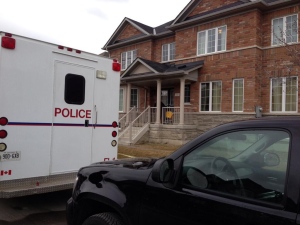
82;212;124;225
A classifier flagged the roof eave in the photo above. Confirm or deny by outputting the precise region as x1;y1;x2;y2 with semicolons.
167;0;299;31
121;71;186;82
103;35;154;50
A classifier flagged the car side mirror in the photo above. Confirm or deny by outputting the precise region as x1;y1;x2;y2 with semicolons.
152;158;174;183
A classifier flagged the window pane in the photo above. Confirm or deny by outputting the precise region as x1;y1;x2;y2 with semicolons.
64;74;85;105
207;29;215;53
127;52;132;68
273;18;283;45
162;44;168;61
185;85;191;103
170;43;175;60
182;130;289;204
130;89;138;107
119;89;124;111
121;52;126;70
285;77;297;111
212;82;221;111
198;31;206;55
271;78;283;111
286;15;298;43
201;83;210;111
217;26;226;51
233;79;243;111
132;50;137;61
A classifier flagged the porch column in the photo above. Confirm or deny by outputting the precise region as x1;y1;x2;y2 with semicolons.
156;79;162;124
126;83;131;124
179;78;185;125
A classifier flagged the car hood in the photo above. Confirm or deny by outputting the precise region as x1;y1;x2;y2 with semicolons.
91;157;159;169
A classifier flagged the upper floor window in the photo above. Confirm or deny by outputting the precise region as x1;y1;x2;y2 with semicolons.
271;77;298;112
162;43;175;62
232;79;244;112
272;15;298;45
197;26;226;55
121;50;137;70
200;81;222;112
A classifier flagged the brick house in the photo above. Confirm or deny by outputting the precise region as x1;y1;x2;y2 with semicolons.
103;0;300;145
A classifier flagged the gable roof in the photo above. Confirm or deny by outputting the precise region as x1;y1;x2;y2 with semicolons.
103;0;299;50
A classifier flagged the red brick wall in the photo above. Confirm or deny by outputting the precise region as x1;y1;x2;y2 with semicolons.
116;23;144;41
109;41;153;68
189;0;239;17
152;36;175;62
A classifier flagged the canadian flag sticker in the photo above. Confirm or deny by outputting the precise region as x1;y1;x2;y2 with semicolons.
0;170;12;176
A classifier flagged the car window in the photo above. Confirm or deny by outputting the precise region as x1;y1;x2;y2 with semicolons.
181;130;290;204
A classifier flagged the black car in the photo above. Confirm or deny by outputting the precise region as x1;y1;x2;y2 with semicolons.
67;117;300;225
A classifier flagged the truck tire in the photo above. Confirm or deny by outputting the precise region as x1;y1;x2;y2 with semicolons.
82;212;124;225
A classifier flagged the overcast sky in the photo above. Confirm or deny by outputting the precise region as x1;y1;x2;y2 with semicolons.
0;0;190;54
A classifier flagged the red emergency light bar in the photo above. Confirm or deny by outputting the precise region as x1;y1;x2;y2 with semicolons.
1;36;15;49
57;45;81;54
112;59;121;72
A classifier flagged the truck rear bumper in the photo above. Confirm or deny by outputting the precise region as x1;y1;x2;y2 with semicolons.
0;172;77;198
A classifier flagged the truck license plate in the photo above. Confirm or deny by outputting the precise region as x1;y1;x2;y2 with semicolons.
0;151;21;161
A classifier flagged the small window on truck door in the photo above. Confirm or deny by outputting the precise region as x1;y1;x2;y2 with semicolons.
65;74;85;105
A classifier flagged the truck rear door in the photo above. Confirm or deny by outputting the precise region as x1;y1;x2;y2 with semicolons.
51;61;95;174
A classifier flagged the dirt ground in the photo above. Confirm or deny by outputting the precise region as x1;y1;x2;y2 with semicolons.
117;143;182;159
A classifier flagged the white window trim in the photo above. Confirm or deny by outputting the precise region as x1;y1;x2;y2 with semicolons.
197;25;227;56
121;50;137;71
199;81;222;112
232;79;244;112
162;42;175;62
270;76;298;113
271;14;298;46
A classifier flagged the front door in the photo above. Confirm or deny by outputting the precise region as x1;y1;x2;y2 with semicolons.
161;89;174;107
51;61;95;174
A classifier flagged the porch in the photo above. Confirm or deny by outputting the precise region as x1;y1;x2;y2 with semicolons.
118;106;197;145
118;58;206;145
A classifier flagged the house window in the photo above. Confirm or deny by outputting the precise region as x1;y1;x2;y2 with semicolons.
233;79;244;112
119;88;124;112
197;26;226;55
130;88;138;108
271;77;298;112
272;15;298;45
200;81;221;112
121;50;137;70
185;84;191;103
162;43;175;62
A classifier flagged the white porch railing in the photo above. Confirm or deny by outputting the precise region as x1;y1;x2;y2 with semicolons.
149;107;194;125
119;106;194;144
119;107;144;133
119;106;150;144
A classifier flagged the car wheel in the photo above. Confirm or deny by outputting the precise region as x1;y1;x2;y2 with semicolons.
82;212;124;225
